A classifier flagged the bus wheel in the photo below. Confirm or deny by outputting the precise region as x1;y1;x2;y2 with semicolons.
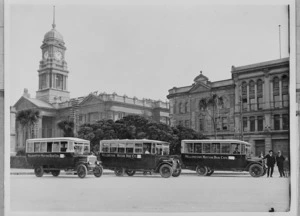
114;168;125;176
172;168;181;177
93;166;103;178
206;168;214;176
51;170;60;177
125;170;136;176
34;166;44;177
77;164;87;178
160;164;173;178
249;164;264;177
196;165;208;176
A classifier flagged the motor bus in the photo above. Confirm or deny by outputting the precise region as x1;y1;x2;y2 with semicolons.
99;139;181;178
25;137;103;178
181;139;266;177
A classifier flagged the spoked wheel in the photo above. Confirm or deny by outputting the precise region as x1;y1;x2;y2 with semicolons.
34;166;44;177
196;165;208;176
125;170;136;176
159;164;173;178
51;170;60;177
249;164;264;177
114;167;125;176
93;166;103;178
172;168;181;177
77;164;88;178
206;167;214;176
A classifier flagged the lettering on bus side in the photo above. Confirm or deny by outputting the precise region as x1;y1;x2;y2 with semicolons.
101;153;138;158
184;155;229;160
27;153;60;158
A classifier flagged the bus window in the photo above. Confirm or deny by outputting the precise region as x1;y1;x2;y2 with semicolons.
186;143;194;153
194;143;202;153
241;144;245;154
203;143;211;153
156;144;163;155
162;144;169;155
60;141;68;152
40;142;47;152
126;143;134;154
118;143;126;153
231;143;240;154
134;143;143;154
212;143;220;153
83;144;90;154
52;142;60;152
47;142;52;152
27;142;34;153
34;142;40;152
143;143;151;154
110;143;118;153
102;143;110;153
221;143;230;154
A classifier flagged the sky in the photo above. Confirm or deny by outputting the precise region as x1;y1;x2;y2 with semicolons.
8;0;290;105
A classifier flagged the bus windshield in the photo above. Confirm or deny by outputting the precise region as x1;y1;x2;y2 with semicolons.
74;142;90;155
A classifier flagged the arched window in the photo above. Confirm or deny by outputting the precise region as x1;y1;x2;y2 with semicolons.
282;75;289;107
249;80;255;110
273;77;280;108
257;79;263;110
185;102;189;113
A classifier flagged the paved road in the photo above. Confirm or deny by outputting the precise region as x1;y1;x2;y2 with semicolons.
10;171;290;213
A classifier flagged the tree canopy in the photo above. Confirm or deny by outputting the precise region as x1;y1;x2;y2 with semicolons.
77;115;205;154
57;119;75;137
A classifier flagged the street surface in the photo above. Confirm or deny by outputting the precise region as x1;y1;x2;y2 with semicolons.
10;171;290;213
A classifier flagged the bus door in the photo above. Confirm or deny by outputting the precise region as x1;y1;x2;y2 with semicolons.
229;143;247;169
140;142;156;169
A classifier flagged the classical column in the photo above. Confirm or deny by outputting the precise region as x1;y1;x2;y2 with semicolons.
263;70;270;109
254;82;257;110
279;78;283;108
270;80;273;109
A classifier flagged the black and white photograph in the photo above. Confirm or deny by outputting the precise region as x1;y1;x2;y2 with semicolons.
4;0;299;215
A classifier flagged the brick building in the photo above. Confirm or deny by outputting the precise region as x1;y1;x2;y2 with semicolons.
167;58;290;156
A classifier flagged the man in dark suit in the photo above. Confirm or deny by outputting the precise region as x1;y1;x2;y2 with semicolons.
276;151;285;177
263;150;276;177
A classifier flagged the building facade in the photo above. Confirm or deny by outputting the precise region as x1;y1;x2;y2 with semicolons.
11;20;169;155
167;58;290;157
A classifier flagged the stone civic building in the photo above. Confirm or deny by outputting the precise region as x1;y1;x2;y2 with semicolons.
11;21;169;155
167;58;290;157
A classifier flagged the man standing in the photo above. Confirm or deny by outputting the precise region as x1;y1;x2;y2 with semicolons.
263;150;276;177
276;151;285;177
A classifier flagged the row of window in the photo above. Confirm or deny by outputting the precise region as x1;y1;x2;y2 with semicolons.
39;73;67;91
183;142;249;155
243;114;289;132
100;142;169;155
26;141;90;153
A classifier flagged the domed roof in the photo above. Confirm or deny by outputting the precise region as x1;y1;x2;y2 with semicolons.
44;27;64;42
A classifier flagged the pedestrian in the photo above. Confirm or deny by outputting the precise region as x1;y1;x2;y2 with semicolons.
263;150;276;177
276;151;285;177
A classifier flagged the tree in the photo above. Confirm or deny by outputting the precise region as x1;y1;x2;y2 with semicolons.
199;93;224;139
16;109;40;148
77;114;205;155
57;119;75;137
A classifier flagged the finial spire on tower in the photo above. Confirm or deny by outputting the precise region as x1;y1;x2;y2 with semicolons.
52;5;56;29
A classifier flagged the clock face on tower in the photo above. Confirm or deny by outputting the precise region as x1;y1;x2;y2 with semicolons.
43;51;49;59
54;51;62;60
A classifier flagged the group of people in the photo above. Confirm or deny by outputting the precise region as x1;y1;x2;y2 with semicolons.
262;150;287;178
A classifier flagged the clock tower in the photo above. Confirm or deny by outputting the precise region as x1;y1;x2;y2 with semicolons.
36;8;70;104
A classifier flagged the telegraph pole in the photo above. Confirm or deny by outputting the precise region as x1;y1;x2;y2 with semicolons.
279;25;281;59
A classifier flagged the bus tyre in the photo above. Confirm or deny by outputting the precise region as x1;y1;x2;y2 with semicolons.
125;170;136;176
172;168;181;177
206;168;214;176
51;170;60;177
93;166;103;178
77;164;88;178
249;164;264;177
159;164;173;178
196;165;208;176
114;168;125;176
34;166;44;177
